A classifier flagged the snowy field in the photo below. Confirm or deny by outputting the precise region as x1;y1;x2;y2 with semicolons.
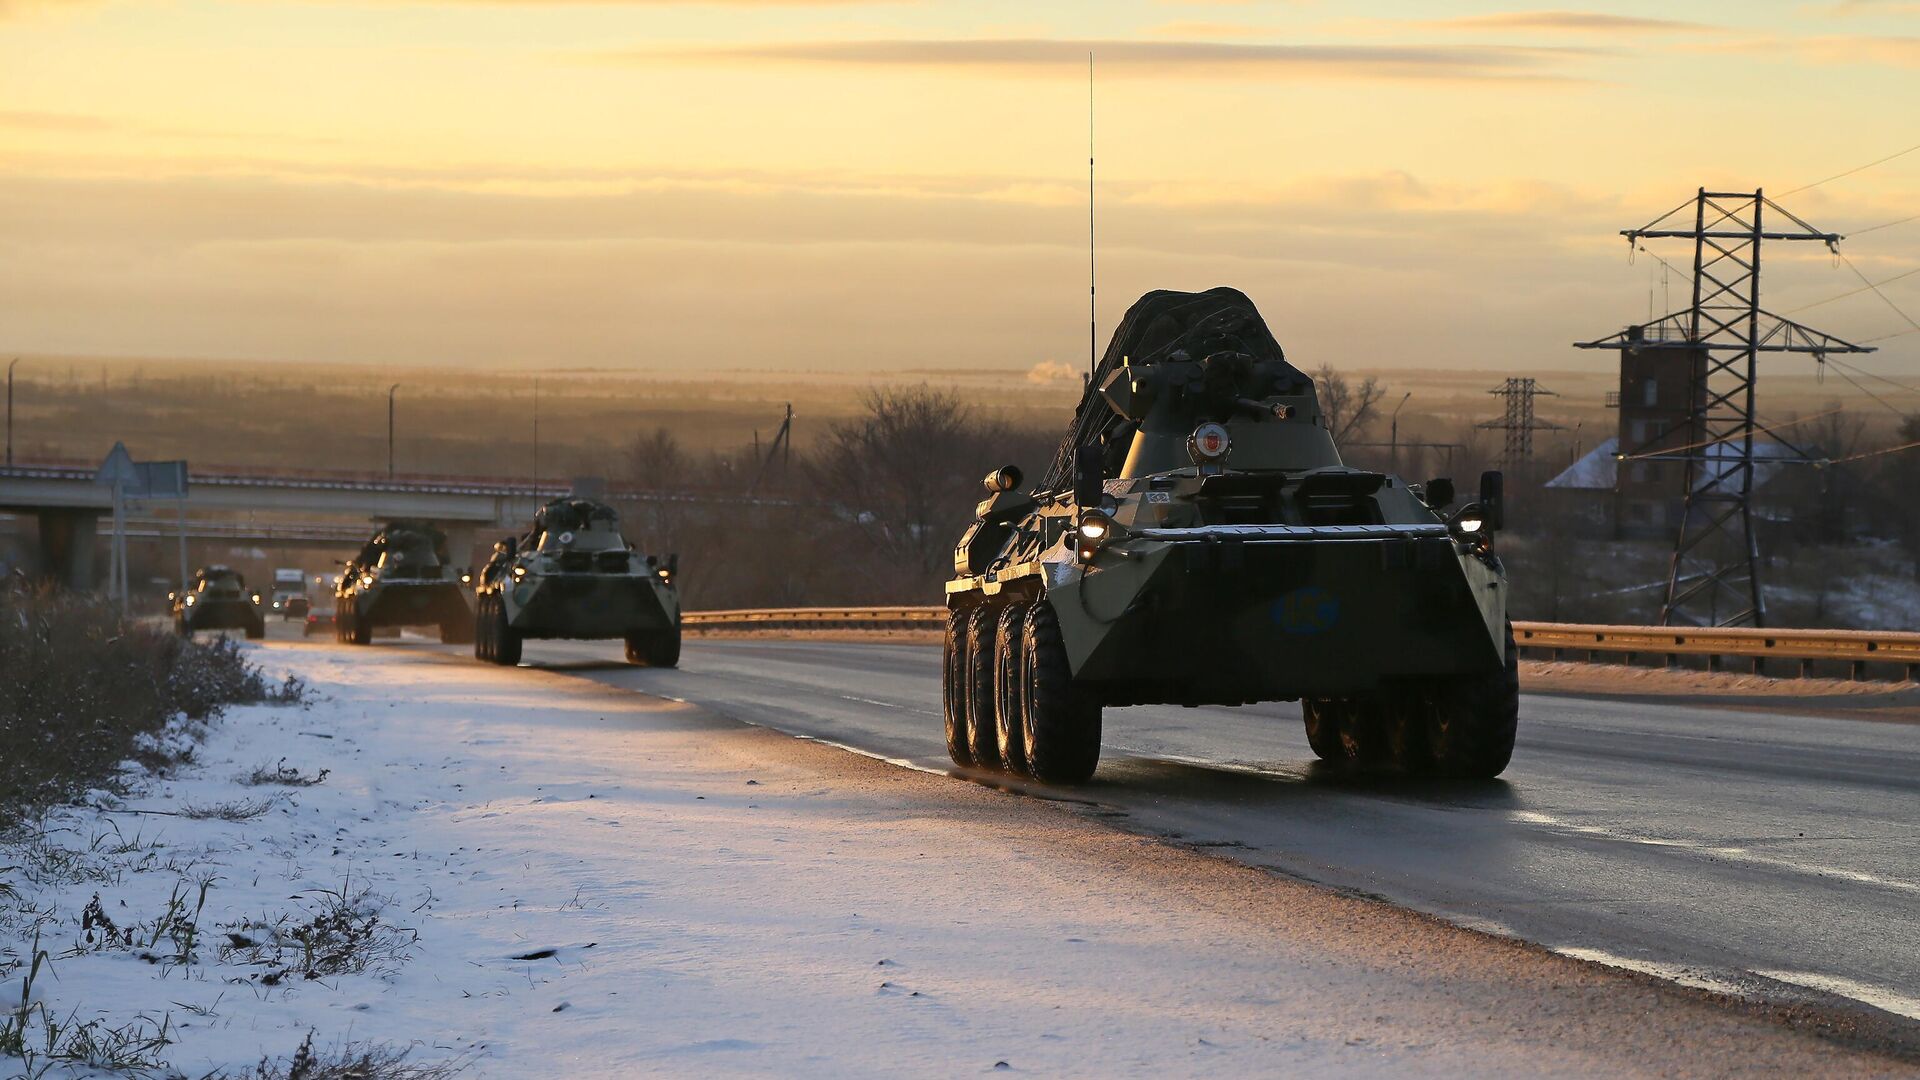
2;642;1912;1077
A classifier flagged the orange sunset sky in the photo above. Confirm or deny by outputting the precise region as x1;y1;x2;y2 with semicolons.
3;0;1919;381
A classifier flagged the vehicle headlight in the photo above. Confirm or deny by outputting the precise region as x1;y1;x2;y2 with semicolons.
251;593;262;604
1076;508;1118;561
360;574;374;588
460;572;472;585
184;595;197;606
1448;504;1490;540
512;566;527;579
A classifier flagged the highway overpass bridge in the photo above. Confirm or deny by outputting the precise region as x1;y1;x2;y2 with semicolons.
1;459;784;587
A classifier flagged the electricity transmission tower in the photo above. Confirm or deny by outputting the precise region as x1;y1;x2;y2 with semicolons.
1479;378;1561;467
748;403;793;494
1577;189;1873;628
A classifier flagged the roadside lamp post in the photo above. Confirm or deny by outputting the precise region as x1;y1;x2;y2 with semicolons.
387;383;401;480
5;357;18;466
1389;391;1411;475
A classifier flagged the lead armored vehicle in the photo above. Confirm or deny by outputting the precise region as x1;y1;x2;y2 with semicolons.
473;497;680;667
171;566;266;639
333;521;473;645
944;288;1517;785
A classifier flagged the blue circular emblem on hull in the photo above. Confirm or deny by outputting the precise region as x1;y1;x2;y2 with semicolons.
1274;586;1340;635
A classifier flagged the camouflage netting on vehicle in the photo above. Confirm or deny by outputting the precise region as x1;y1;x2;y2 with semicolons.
535;498;619;533
361;522;449;567
1037;287;1311;491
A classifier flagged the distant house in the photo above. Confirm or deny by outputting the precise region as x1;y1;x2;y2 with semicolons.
1547;436;1809;538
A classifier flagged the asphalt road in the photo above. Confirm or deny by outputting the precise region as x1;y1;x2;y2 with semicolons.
417;633;1920;1028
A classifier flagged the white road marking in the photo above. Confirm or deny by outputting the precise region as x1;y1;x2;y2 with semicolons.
1510;810;1920;895
789;734;942;775
1751;969;1920;1022
1550;947;1751;998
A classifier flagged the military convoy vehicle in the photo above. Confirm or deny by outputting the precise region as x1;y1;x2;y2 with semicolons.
473;496;681;667
333;521;473;645
943;288;1517;785
171;566;266;639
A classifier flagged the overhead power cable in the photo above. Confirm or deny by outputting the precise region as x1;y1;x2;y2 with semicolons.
1781;139;1920;196
1823;354;1920;400
1617;407;1846;461
1840;251;1920;337
1851;211;1920;236
1785;264;1920;314
1824;358;1909;419
1830;439;1920;464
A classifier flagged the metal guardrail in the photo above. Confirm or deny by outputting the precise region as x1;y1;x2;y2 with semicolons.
683;606;945;632
1512;621;1920;681
682;607;1920;681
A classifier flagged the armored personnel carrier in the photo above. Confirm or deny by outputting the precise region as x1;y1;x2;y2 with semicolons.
473;496;680;667
943;288;1516;785
333;521;473;645
171;566;266;639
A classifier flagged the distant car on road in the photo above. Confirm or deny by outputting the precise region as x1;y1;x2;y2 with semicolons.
303;608;336;638
171;566;266;640
280;595;311;620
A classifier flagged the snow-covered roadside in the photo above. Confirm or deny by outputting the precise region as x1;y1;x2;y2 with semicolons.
3;642;1912;1078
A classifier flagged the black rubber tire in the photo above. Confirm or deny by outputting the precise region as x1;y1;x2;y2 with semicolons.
245;619;264;640
963;605;1002;769
474;598;490;660
1019;600;1101;785
994;601;1033;777
941;607;974;768
175;616;191;639
1338;700;1393;767
1386;694;1433;774
491;598;522;666
348;605;372;646
625;626;682;668
1301;699;1345;762
1424;624;1519;778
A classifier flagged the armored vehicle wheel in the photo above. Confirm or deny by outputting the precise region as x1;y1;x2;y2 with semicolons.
440;617;474;645
994;601;1034;777
348;607;372;646
474;600;492;661
175;617;191;639
489;597;522;666
1018;600;1101;785
1423;625;1519;779
1385;698;1432;773
625;626;681;668
245;619;265;641
963;605;1002;769
1338;701;1394;767
941;607;974;768
1301;700;1345;762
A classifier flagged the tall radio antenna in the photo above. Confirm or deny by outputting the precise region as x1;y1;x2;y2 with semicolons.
1088;51;1096;380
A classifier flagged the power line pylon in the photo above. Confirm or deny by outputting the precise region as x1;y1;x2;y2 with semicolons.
1576;189;1873;628
748;403;793;495
1479;378;1561;467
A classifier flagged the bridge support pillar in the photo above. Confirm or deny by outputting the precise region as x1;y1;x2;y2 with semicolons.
35;509;99;590
442;526;481;574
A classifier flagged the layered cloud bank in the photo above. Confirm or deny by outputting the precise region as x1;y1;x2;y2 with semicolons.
1;0;1915;372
